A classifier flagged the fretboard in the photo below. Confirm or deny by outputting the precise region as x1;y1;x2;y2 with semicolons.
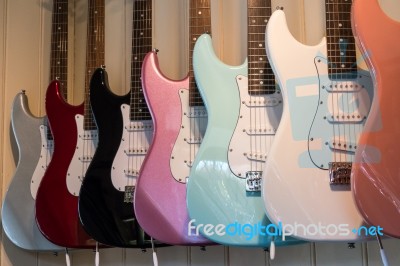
130;0;152;121
48;0;69;140
247;0;275;95
325;0;357;79
189;0;211;107
84;0;105;130
50;0;68;97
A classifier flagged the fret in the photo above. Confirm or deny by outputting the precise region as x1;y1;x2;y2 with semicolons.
189;0;211;107
325;0;357;79
84;0;105;130
47;0;69;139
130;0;152;120
247;0;274;95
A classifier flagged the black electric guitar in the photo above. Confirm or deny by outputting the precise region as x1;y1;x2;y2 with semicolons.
78;0;161;248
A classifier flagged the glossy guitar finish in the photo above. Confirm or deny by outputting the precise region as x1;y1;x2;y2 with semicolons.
79;69;154;247
262;9;373;241
78;0;160;248
134;0;212;245
2;0;67;251
1;92;61;251
134;52;209;245
35;80;95;247
35;0;104;248
351;0;400;238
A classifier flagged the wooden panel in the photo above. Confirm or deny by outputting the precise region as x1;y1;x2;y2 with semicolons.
315;242;364;266
270;243;312;266
191;246;226;266
367;239;400;266
229;247;266;266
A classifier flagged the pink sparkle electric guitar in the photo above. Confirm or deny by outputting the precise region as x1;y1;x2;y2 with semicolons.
134;0;212;245
351;0;400;238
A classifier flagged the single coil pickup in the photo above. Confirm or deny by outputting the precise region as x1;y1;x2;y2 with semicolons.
328;140;356;153
243;97;280;107
245;171;262;192
78;131;98;140
124;148;148;155
326;113;365;123
184;137;202;144
329;162;352;185
245;152;267;162
78;156;93;163
184;107;207;118
124;169;139;177
125;122;153;132
42;141;54;149
245;128;276;136
124;186;135;203
323;81;363;93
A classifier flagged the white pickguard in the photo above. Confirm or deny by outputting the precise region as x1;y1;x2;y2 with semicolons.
170;89;207;183
30;124;54;199
66;114;98;196
228;75;282;178
111;104;153;191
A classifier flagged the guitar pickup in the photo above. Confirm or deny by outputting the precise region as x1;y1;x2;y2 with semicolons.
124;148;147;156
246;152;267;162
78;156;93;163
245;171;262;192
243;97;280;107
184;137;202;144
327;112;365;123
124;169;139;177
245;127;276;136
78;130;98;140
184;107;207;118
329;162;352;185
328;140;357;154
125;121;153;132
124;186;135;203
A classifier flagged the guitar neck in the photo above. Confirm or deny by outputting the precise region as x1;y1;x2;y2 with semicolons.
130;0;152;121
84;0;105;130
325;0;357;80
47;0;69;140
189;0;211;107
247;0;275;95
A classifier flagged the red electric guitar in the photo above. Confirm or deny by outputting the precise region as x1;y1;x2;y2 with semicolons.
35;0;104;247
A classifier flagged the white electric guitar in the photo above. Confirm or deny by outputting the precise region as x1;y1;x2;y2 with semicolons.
262;2;373;241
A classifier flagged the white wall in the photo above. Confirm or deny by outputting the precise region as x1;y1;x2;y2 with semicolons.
1;0;400;265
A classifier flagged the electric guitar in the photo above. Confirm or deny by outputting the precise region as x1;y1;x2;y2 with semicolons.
78;0;160;248
2;0;68;251
187;0;297;246
351;0;400;238
262;1;373;241
134;0;211;245
35;0;104;248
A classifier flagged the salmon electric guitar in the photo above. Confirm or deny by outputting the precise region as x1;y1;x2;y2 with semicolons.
351;0;400;238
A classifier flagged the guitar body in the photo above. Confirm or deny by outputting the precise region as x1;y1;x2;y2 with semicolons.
351;0;400;238
187;34;285;246
263;10;373;241
2;92;61;251
35;80;95;248
79;68;153;247
134;52;210;245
